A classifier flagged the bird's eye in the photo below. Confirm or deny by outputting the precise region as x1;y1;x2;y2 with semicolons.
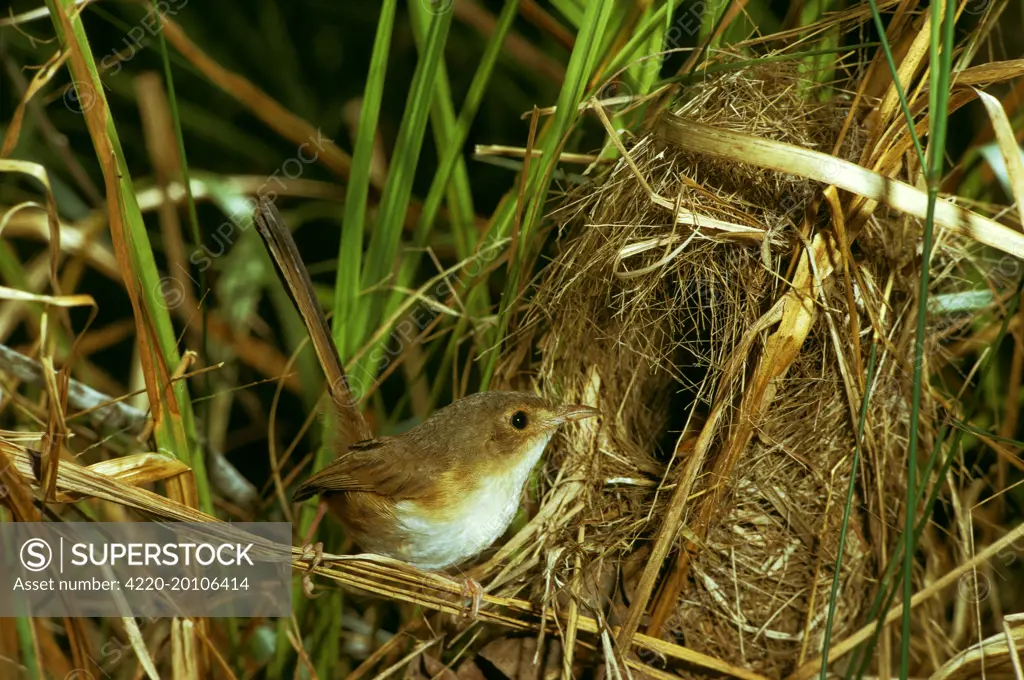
510;411;528;430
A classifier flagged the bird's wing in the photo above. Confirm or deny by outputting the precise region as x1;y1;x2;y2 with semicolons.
292;438;438;502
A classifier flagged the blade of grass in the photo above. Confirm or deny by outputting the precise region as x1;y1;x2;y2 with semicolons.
825;9;943;668
626;2;670;97
415;0;522;235
428;196;516;411
798;0;839;96
811;2;952;673
549;0;584;29
380;0;518;407
300;5;396;677
15;618;40;680
480;0;616;388
865;0;927;169
819;342;878;678
149;0;213;449
842;277;1024;680
149;3;203;309
699;0;727;42
347;7;453;387
898;2;955;674
333;0;398;362
45;0;211;516
408;0;477;256
593;1;632;70
603;1;670;82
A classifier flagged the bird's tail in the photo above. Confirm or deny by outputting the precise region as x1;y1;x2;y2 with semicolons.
252;198;373;448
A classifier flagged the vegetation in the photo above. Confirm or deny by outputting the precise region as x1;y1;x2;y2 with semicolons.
1;0;1022;678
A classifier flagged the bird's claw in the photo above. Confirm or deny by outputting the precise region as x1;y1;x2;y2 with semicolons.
302;573;321;599
300;541;324;570
459;577;483;619
299;541;323;599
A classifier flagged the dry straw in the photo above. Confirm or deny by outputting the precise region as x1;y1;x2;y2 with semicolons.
488;54;1024;678
4;14;1024;680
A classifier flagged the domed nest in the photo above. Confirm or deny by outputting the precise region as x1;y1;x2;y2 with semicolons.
485;61;980;678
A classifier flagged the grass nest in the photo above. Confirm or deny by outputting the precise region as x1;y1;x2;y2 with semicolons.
488;59;1013;678
4;7;1024;680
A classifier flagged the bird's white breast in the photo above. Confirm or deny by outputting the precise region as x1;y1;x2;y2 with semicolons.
391;434;553;570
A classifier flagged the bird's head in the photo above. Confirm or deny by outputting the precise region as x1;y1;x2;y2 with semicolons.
419;391;599;474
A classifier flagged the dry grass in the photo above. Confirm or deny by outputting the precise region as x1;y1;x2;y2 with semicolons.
2;3;1024;679
486;52;1024;678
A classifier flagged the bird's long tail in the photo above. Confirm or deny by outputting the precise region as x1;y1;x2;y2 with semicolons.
253;198;373;448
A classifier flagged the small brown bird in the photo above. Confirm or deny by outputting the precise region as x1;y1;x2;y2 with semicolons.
293;391;597;570
252;200;598;609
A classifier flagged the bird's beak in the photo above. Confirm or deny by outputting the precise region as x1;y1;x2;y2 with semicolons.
551;404;600;424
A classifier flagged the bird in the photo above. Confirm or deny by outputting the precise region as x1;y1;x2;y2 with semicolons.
292;391;598;572
252;199;598;613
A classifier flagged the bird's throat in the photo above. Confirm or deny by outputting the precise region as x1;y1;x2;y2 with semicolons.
387;432;555;570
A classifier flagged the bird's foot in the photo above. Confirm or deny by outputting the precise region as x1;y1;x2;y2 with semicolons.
459;577;484;619
299;541;324;569
299;541;323;599
301;573;320;599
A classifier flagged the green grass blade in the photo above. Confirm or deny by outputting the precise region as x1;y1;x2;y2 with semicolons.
626;3;669;96
699;0;725;42
408;0;476;255
15;617;40;680
150;0;212;425
839;3;946;674
381;0;518;367
820;342;877;679
849;272;1024;679
333;0;398;363
899;2;955;674
550;0;584;28
46;0;211;514
350;7;453;356
798;0;839;96
865;0;926;169
480;0;617;388
603;1;670;81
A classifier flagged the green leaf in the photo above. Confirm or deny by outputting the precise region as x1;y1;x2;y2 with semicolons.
47;0;211;514
333;0;398;361
347;7;453;381
480;0;617;387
